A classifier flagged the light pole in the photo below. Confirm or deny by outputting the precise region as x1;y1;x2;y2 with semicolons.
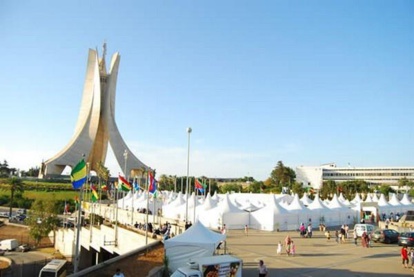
123;149;128;179
185;127;192;224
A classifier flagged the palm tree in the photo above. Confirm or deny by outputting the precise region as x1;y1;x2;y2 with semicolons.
7;177;24;217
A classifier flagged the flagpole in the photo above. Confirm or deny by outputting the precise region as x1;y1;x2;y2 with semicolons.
145;171;150;246
185;127;192;223
193;177;196;223
131;177;135;226
74;187;83;273
115;177;119;247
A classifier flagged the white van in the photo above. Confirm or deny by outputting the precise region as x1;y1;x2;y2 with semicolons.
353;224;375;237
0;239;19;251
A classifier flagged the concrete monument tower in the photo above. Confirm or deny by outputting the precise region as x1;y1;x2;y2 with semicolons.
39;44;147;178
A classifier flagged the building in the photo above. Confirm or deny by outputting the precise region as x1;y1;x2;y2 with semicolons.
39;44;148;178
296;163;414;189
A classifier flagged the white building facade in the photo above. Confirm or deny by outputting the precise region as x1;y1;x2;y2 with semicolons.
296;163;414;189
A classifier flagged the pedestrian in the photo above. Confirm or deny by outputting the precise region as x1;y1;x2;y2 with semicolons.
335;230;339;243
340;225;346;243
402;246;409;268
324;230;331;241
113;268;125;277
299;223;306;237
258;260;268;277
245;224;249;236
361;232;367;247
285;235;291;255
344;224;349;239
221;224;227;235
353;230;358;246
276;241;282;255
307;224;313;238
410;248;414;271
290;240;296;256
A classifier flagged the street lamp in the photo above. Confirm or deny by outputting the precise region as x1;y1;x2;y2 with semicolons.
185;127;192;224
123;149;128;179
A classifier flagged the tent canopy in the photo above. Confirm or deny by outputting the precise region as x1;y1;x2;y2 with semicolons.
164;221;225;272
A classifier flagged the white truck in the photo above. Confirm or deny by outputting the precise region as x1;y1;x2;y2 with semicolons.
0;239;19;251
171;255;242;277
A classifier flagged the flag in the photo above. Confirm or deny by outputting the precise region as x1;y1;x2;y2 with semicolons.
70;159;87;189
133;179;140;191
118;175;132;191
195;178;205;193
101;183;108;191
148;171;157;194
91;185;99;202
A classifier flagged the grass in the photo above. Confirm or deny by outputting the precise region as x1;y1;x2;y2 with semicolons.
0;189;78;201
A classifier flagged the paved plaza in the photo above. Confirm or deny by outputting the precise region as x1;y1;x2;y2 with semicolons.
224;228;412;277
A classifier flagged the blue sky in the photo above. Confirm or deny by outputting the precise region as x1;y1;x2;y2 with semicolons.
0;1;413;181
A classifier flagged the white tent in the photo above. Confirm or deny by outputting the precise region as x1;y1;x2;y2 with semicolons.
164;221;225;272
199;194;249;229
300;194;313;206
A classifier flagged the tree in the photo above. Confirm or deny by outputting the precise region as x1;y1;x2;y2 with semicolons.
219;183;243;194
158;174;175;191
7;177;24;217
320;180;336;199
270;161;296;188
0;160;10;177
398;177;410;193
26;198;60;247
291;182;305;196
21;166;40;177
246;181;263;193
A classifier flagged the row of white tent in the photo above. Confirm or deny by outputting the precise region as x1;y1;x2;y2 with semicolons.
115;190;414;231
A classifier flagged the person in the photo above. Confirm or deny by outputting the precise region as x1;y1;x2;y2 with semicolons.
324;230;331;241
113;268;125;277
361;232;367;247
221;224;227;235
410;248;414;271
299;223;306;237
258;260;268;277
344;224;349;239
276;241;282;255
245;225;249;236
353;230;358;246
285;235;291;255
402;246;409;268
290;240;296;256
335;230;339;244
307;224;313;238
340;225;346;243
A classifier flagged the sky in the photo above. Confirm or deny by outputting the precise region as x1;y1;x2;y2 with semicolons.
0;1;413;181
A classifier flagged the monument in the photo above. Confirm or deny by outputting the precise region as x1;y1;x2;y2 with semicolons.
39;44;148;178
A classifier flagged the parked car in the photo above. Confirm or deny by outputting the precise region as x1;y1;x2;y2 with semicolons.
371;229;399;244
17;244;30;252
398;232;414;246
354;224;376;237
16;209;26;215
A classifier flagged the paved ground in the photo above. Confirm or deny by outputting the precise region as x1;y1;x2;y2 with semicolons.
224;229;412;277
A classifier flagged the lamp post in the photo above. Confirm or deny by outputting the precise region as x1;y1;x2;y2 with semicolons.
185;127;192;224
123;149;128;179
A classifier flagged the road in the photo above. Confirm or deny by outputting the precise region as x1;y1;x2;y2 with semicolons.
2;250;52;277
225;228;411;277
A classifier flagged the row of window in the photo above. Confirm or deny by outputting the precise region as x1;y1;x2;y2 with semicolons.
327;168;414;172
324;172;413;177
